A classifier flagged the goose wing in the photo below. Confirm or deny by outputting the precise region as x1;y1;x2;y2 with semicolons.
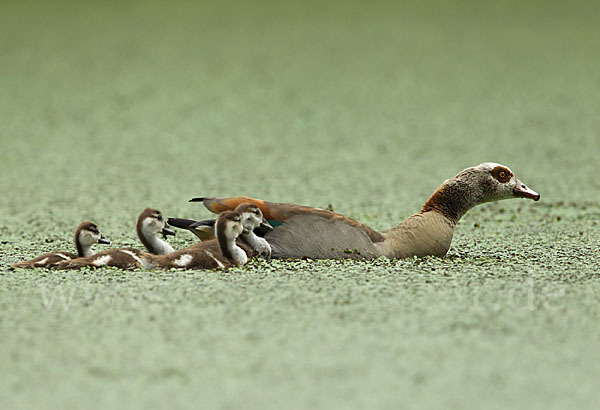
191;196;384;243
190;196;384;259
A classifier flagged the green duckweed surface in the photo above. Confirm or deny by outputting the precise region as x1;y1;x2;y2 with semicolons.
1;1;599;409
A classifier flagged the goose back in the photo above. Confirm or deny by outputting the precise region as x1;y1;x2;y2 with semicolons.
196;196;384;243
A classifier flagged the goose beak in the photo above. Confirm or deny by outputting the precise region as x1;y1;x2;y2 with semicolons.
513;179;540;201
162;226;176;236
260;219;274;231
98;236;111;245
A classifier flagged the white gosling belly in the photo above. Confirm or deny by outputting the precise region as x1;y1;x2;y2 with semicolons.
230;246;248;266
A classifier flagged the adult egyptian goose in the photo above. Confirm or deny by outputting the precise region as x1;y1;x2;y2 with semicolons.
57;208;175;270
146;210;251;269
186;163;540;259
168;203;273;258
9;222;110;269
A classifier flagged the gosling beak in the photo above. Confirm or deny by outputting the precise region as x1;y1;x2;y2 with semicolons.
513;179;540;201
260;219;274;231
98;236;111;245
162;226;176;236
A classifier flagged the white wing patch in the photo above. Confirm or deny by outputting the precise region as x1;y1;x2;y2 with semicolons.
35;257;49;266
92;255;112;266
174;254;193;267
120;250;143;266
55;253;71;261
205;251;225;269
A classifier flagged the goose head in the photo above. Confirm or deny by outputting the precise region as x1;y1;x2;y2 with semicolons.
234;203;274;234
422;162;540;222
74;221;110;257
458;162;540;203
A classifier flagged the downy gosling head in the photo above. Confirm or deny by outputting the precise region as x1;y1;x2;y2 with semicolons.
136;208;176;255
234;203;273;234
234;203;273;259
76;222;111;256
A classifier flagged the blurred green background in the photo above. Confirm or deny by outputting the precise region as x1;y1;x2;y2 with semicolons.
1;1;599;409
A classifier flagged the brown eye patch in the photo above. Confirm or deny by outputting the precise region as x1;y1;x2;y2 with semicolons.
87;224;99;233
491;166;512;183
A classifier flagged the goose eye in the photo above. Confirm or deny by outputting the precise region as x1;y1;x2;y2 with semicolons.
491;166;511;183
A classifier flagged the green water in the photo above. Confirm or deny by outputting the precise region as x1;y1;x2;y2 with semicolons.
1;1;599;409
